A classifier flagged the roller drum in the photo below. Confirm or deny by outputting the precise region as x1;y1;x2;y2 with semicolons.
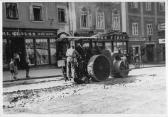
87;55;110;81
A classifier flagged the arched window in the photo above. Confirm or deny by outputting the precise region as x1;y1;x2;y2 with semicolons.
112;10;120;31
80;7;92;29
96;9;105;29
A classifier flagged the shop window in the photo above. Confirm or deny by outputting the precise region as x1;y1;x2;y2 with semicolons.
58;8;66;23
147;24;153;35
35;39;49;65
146;2;151;11
96;11;105;29
112;10;120;31
25;39;35;65
5;3;19;19
130;2;138;8
159;2;165;11
132;23;139;35
50;39;57;64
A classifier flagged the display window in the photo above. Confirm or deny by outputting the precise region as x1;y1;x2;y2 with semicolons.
25;39;35;65
35;39;49;65
50;39;57;64
113;42;126;53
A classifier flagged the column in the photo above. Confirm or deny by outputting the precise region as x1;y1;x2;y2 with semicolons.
121;2;126;32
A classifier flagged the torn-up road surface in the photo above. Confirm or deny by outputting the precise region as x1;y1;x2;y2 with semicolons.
3;67;166;114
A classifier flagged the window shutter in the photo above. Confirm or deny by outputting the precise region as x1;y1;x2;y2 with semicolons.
42;6;46;21
29;5;34;21
45;7;48;21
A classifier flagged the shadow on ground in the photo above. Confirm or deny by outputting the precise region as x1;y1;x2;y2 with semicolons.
90;74;146;86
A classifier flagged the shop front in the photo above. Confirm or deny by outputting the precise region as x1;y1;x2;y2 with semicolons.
3;28;58;70
128;37;146;63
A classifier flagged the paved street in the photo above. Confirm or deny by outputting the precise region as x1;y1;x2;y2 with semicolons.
3;66;166;114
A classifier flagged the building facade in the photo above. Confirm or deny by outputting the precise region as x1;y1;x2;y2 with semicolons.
69;2;122;35
123;2;165;63
3;2;70;69
3;2;165;70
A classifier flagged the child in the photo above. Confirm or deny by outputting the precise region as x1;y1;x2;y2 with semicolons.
9;58;16;80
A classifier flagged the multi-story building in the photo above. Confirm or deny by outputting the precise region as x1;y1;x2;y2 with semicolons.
3;2;165;70
122;2;165;63
69;2;122;36
3;2;70;69
69;2;165;63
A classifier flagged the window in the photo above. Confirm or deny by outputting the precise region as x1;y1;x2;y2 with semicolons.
159;2;165;11
147;24;153;35
146;2;151;11
130;2;138;8
58;8;66;23
30;4;46;21
112;11;120;31
80;7;92;29
5;3;19;19
96;11;104;29
33;6;42;21
132;23;138;35
81;10;88;28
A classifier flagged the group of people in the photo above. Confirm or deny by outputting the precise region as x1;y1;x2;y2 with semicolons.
65;42;89;82
9;52;30;80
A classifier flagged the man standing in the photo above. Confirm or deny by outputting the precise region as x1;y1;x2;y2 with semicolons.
66;44;79;80
25;56;30;78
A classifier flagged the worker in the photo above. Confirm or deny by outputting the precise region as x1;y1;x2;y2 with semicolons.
66;44;79;80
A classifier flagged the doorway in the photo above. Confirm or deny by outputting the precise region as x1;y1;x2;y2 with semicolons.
146;44;154;62
10;37;26;69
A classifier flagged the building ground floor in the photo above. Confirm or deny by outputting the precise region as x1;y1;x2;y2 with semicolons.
128;40;165;64
3;28;60;70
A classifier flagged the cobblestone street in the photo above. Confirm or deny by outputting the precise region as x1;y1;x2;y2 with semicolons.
3;66;166;114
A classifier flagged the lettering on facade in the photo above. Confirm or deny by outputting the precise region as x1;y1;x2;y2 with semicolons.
3;31;56;37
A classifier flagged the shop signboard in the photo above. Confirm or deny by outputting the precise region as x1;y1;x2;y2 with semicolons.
159;39;165;44
158;23;165;31
3;31;57;37
129;37;146;41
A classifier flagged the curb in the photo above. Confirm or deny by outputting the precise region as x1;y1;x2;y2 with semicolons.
3;75;64;87
3;75;62;82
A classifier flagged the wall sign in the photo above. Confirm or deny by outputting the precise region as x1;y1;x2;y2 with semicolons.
159;39;165;44
3;31;57;37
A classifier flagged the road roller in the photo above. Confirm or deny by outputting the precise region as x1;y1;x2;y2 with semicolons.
57;31;130;84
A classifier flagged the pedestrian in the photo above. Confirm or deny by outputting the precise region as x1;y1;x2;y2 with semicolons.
14;52;20;69
9;58;17;80
66;44;79;80
25;56;30;78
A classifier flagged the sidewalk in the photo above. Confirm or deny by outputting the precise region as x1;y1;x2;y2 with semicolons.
3;63;165;89
3;67;62;82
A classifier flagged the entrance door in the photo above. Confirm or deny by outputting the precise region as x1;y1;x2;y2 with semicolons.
146;44;154;62
11;37;26;69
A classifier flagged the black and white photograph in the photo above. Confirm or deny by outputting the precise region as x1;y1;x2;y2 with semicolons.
1;0;167;115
